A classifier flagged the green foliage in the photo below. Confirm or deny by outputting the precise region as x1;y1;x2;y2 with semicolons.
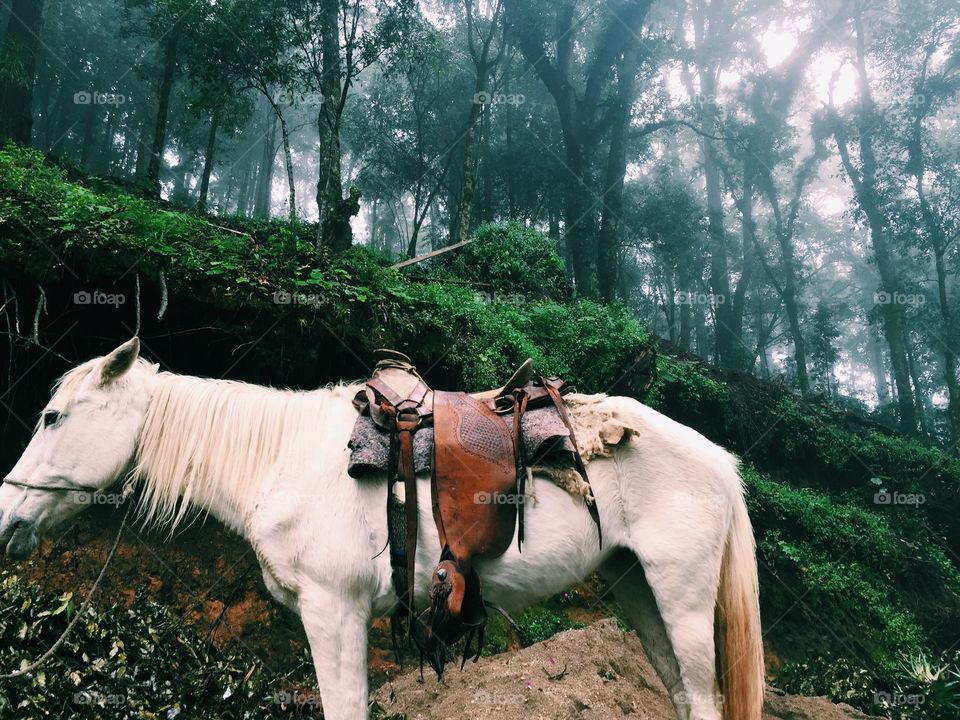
743;464;960;717
4;145;960;720
0;569;316;719
744;467;934;664
0;144;308;289
886;653;960;720
776;650;960;719
0;147;647;397
514;605;582;646
438;221;569;302
776;655;876;706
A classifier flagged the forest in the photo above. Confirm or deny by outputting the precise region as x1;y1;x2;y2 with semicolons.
2;0;959;439
1;0;960;718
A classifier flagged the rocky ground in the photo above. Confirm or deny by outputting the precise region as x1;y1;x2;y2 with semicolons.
372;619;881;720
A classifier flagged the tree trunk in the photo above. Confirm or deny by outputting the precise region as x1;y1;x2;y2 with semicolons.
0;0;45;145
597;44;641;301
456;84;485;245
908;77;960;440
369;198;380;250
694;299;708;359
237;162;252;217
42;78;65;150
171;147;197;205
198;109;220;210
456;0;504;243
677;264;692;351
253;109;277;218
134;108;154;182
504;71;516;218
315;0;351;249
933;241;960;439
866;204;917;432
729;171;757;369
906;343;928;437
96;102;118;175
869;327;890;403
145;33;179;195
563;139;598;297
508;0;652;298
79;67;104;169
701;77;736;367
830;0;917;433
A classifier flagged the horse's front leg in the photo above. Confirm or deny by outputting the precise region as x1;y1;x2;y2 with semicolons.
299;584;372;720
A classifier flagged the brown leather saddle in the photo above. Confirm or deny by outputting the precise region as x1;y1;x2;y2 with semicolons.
353;349;601;678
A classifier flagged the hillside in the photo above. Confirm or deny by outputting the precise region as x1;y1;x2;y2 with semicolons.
1;146;959;718
372;619;881;720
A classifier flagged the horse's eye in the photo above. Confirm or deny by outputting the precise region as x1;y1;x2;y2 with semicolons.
43;411;61;429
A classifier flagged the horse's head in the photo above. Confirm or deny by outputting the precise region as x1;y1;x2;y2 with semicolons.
0;338;157;560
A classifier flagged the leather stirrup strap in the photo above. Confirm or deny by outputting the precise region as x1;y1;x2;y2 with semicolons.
512;388;529;551
544;380;602;548
396;408;421;624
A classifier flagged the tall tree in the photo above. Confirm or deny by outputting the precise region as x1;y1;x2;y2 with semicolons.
507;0;653;297
0;0;46;144
452;0;506;245
287;0;411;250
829;0;918;433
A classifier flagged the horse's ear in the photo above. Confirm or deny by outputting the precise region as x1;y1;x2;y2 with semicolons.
100;337;140;385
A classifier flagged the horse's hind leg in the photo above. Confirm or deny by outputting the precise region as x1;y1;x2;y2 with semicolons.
299;584;372;720
600;549;687;718
600;547;722;720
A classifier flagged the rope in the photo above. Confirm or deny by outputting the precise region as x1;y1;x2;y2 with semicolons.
0;498;132;680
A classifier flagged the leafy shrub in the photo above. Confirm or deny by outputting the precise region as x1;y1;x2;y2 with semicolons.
437;221;569;301
5;144;960;720
514;605;581;646
0;569;317;719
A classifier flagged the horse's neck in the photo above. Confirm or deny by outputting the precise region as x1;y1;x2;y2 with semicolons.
133;373;351;534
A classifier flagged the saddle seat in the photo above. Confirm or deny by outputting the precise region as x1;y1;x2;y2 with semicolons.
359;348;533;431
352;349;600;678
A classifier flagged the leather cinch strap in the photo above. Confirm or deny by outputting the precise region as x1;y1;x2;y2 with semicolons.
543;379;603;548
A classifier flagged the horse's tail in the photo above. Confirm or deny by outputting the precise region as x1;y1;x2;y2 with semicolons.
716;480;764;720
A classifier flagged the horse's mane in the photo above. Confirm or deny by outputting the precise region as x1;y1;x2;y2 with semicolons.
131;370;359;533
44;360;344;536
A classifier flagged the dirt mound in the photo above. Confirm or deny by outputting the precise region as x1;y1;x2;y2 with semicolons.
372;619;880;720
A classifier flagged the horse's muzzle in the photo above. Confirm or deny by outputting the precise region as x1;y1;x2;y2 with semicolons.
0;517;40;560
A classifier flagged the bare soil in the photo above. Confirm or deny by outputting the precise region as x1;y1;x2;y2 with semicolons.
372;619;881;720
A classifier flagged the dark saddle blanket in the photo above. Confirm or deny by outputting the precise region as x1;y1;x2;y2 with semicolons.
348;349;601;678
347;403;579;477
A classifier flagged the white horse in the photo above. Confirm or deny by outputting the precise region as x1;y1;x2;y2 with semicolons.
0;338;764;720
